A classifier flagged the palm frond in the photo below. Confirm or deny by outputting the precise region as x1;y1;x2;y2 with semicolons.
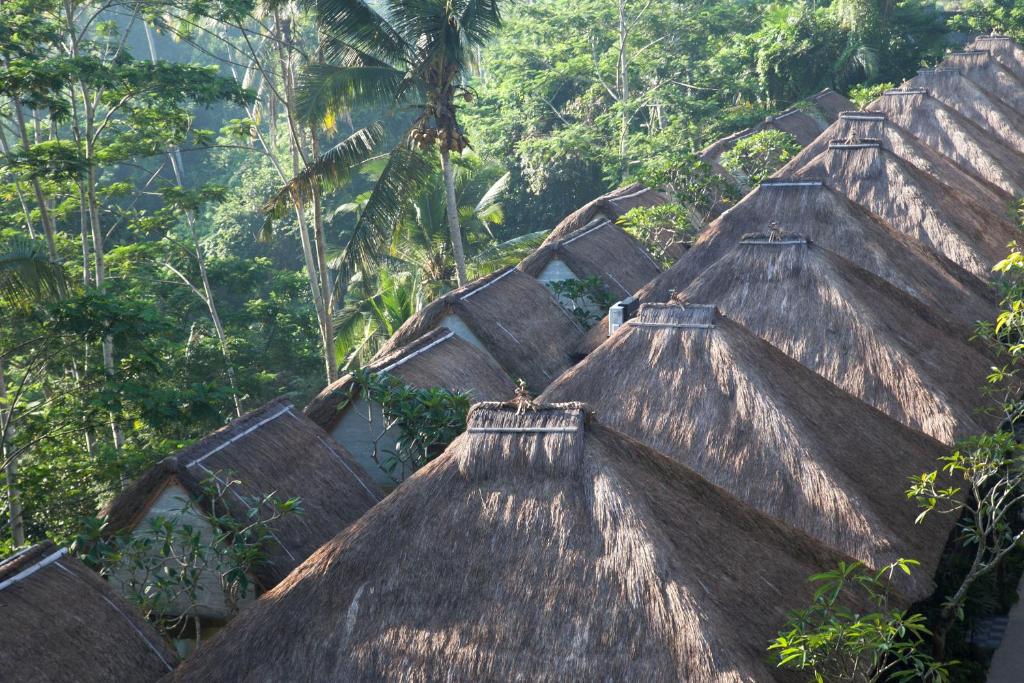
469;229;547;277
314;0;409;66
0;236;68;309
457;0;503;47
473;171;509;216
297;65;410;123
261;123;385;237
329;142;436;294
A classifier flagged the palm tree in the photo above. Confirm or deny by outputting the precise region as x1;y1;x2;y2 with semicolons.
265;0;503;288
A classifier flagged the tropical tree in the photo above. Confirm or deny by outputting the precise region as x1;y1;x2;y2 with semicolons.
268;0;503;288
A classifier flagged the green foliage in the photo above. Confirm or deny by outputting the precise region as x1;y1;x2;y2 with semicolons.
770;559;952;682
720;130;801;187
849;82;896;108
548;277;616;327
617;203;695;268
74;474;301;641
348;369;470;483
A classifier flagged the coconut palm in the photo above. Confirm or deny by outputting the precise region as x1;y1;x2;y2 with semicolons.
0;235;67;309
266;0;502;288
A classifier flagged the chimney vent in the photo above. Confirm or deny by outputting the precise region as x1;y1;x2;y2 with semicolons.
608;296;640;336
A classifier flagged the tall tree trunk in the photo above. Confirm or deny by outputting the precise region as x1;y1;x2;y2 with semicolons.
6;91;58;258
0;362;25;548
144;22;243;417
310;126;337;382
617;0;630;174
0;125;36;238
440;147;467;285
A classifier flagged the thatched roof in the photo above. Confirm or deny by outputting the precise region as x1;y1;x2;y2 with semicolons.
305;327;516;433
793;139;1018;277
545;183;668;242
809;87;856;121
673;234;996;443
906;69;1024;155
168;401;857;682
969;35;1024;81
578;179;997;355
778;111;1011;209
865;89;1024;195
101;399;381;589
520;215;661;299
374;267;584;392
542;304;955;600
939;49;1024;111
699;109;826;166
0;541;176;682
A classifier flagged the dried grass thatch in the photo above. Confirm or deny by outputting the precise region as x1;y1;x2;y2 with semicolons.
809;87;856;121
168;401;857;682
968;35;1024;81
674;234;996;443
374;267;584;392
101;399;381;589
865;89;1024;195
794;140;1019;277
542;304;955;599
700;109;826;168
906;69;1024;155
578;180;997;354
778;112;1011;209
305;327;516;433
520;216;661;299
545;183;669;242
939;49;1024;111
0;541;176;682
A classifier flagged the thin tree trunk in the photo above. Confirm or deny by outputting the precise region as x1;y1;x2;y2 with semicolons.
617;0;629;173
0;362;25;548
0;125;36;237
6;93;57;258
440;148;467;285
310;126;337;382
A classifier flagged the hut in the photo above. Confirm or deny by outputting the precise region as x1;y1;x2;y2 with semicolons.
809;87;856;121
100;399;381;624
168;401;859;682
373;266;584;393
0;541;176;682
304;327;516;486
545;183;668;242
541;304;955;598
699;109;826;172
906;69;1024;155
674;233;996;443
793;139;1019;278
866;89;1024;195
969;34;1024;81
939;49;1024;111
579;179;997;354
777;111;1011;209
519;215;661;309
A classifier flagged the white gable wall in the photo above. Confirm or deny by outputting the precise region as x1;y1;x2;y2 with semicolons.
330;396;403;489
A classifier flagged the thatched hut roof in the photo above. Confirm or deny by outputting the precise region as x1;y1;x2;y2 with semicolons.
906;69;1024;155
101;399;381;588
809;87;856;121
374;267;584;392
305;327;515;433
938;49;1024;111
541;304;954;600
793;139;1018;277
778;112;1010;208
0;541;176;682
699;109;826;166
968;35;1024;81
578;179;997;355
674;234;995;443
545;183;668;242
865;89;1024;195
168;401;857;682
520;216;661;299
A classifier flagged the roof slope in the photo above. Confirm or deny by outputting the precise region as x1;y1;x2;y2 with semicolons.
865;89;1024;195
542;304;954;599
794;140;1019;277
520;216;661;299
675;235;995;443
939;49;1024;111
101;399;381;588
375;267;584;392
0;542;176;682
578;180;996;355
305;327;516;432
809;88;856;121
969;35;1024;80
169;402;854;682
778;112;1010;208
546;183;668;242
906;69;1024;155
700;109;826;166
